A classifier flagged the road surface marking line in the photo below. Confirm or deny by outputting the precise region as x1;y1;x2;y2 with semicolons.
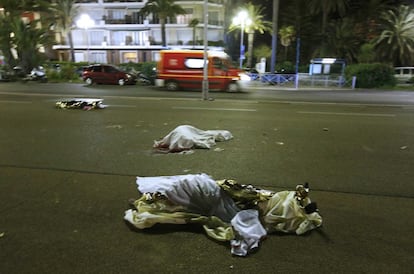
108;104;137;108
297;111;395;117
0;100;32;104
173;106;257;112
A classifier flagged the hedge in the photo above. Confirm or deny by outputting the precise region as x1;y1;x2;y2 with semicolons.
345;63;396;88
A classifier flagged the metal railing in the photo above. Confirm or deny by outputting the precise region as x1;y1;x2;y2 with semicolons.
247;73;349;88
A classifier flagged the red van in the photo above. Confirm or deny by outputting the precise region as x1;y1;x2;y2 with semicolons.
155;50;250;92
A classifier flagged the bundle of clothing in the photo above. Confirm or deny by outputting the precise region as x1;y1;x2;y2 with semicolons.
124;173;322;256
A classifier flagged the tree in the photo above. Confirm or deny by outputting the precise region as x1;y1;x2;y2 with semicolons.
50;0;79;62
253;44;272;61
188;18;199;47
325;18;360;63
139;0;186;47
10;18;52;72
0;13;15;68
357;43;376;63
375;5;414;66
278;25;295;61
0;0;52;70
229;2;271;68
308;0;350;55
278;0;315;65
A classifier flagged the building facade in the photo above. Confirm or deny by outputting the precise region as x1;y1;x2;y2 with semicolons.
53;0;229;64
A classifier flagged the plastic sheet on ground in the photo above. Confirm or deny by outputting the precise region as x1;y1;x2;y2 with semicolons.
153;125;233;153
56;98;106;110
124;173;323;256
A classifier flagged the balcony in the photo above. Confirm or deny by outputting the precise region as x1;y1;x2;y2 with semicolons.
102;16;223;26
75;0;98;3
75;0;222;4
75;0;142;3
103;14;145;24
103;0;142;2
177;0;225;4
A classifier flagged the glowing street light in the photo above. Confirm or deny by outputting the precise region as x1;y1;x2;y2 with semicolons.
233;10;251;69
76;14;94;63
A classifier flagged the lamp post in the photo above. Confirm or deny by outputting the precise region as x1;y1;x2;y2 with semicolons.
233;10;250;69
76;14;94;63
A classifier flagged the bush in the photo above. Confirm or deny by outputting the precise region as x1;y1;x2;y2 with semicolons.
140;62;157;77
345;63;396;88
45;61;86;82
119;62;143;73
275;61;295;73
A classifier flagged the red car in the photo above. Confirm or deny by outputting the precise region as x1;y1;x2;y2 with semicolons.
82;64;136;86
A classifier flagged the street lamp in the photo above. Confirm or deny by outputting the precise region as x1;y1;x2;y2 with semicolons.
233;10;251;69
76;14;94;63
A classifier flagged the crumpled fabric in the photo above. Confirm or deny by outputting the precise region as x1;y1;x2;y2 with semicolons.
261;190;323;235
124;174;323;256
153;125;233;152
230;209;267;256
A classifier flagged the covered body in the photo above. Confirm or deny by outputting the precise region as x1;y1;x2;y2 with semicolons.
124;174;322;256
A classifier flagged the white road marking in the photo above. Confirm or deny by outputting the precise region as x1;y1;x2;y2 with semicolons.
0;100;32;104
172;106;257;112
108;104;137;108
297;111;396;117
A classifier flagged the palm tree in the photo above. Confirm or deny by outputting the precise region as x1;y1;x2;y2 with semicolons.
229;2;272;68
308;0;350;55
325;18;360;63
349;0;395;43
278;0;315;65
188;18;199;47
50;0;79;62
0;0;52;70
10;18;52;72
278;25;295;61
375;5;414;66
270;0;280;73
139;0;186;47
0;13;15;68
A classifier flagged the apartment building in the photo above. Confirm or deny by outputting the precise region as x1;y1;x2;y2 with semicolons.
53;0;229;64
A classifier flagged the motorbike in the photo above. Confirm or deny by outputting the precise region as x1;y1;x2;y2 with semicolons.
14;66;48;83
137;72;154;85
24;66;48;83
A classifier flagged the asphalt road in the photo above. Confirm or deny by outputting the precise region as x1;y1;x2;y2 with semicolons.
1;82;413;273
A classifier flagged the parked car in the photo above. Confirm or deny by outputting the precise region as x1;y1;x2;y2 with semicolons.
82;64;136;85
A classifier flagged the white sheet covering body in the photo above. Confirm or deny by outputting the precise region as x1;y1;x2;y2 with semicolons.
135;174;240;222
153;125;233;152
124;174;323;256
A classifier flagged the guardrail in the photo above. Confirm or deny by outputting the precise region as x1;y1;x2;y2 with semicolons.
247;73;348;88
247;73;295;85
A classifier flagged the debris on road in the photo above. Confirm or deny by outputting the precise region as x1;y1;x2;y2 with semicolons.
106;125;123;129
400;145;408;150
153;125;233;153
124;174;322;256
56;98;106;110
